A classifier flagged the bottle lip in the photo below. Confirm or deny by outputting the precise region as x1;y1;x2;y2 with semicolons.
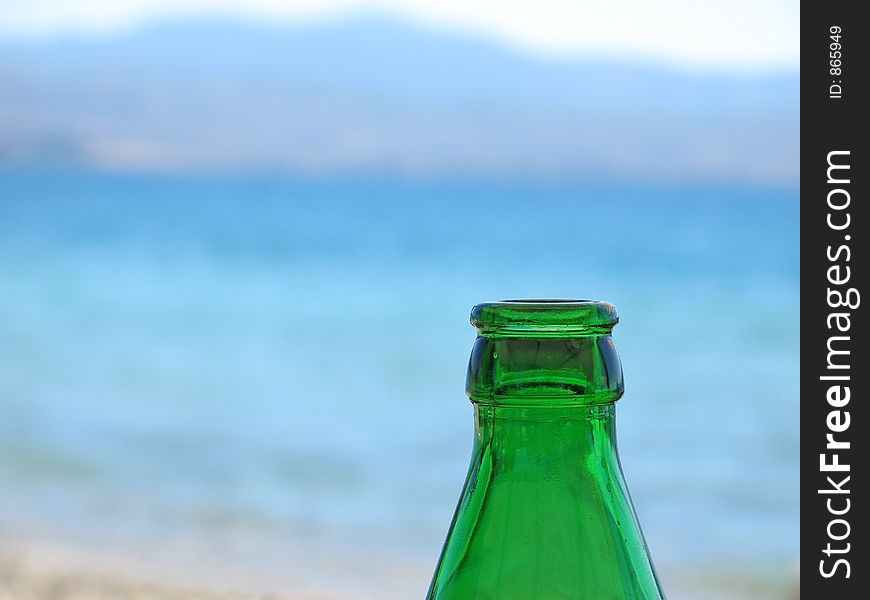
470;299;618;334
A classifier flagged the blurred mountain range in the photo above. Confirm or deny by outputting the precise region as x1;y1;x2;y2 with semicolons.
0;15;798;183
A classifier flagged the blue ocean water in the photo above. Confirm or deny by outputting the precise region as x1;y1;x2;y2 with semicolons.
0;171;798;592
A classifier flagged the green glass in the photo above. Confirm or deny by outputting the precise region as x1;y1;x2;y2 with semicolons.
426;300;665;600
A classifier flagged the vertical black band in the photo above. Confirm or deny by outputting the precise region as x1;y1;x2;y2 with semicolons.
802;3;866;595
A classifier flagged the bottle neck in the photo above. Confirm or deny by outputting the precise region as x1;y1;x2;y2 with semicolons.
472;403;620;473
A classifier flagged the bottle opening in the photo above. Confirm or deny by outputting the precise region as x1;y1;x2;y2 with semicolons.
471;299;618;335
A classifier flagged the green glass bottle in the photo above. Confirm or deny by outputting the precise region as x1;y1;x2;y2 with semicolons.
426;300;665;599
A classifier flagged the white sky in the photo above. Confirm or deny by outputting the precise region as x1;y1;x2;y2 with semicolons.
0;0;799;70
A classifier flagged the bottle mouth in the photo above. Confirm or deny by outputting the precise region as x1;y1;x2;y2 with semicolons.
471;299;618;336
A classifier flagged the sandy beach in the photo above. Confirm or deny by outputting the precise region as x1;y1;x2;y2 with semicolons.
0;558;791;600
0;561;263;600
0;533;423;600
0;540;286;600
0;535;794;600
0;561;794;600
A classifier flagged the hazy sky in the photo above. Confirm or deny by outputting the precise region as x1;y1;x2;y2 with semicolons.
1;0;798;70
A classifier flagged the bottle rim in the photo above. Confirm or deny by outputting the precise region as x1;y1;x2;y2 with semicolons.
470;299;618;334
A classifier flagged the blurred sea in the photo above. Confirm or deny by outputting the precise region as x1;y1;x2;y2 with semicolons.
0;170;798;597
